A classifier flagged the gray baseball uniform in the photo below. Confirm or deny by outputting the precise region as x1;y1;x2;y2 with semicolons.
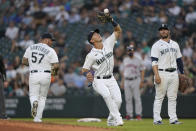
120;56;145;117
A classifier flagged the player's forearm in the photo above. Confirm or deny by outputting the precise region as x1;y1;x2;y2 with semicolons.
111;19;122;39
152;65;159;76
22;58;29;66
114;24;122;33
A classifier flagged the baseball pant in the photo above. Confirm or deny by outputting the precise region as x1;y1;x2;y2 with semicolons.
124;78;142;117
153;71;179;123
0;74;6;117
29;72;51;120
93;76;122;121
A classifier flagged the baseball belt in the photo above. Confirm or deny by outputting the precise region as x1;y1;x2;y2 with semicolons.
96;75;112;79
125;76;138;81
31;70;51;73
158;68;176;72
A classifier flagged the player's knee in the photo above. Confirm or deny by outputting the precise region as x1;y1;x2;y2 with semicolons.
167;96;177;101
155;96;164;101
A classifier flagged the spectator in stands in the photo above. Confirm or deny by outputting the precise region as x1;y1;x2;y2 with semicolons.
10;81;24;96
63;67;77;88
168;2;181;16
182;43;193;58
16;34;35;49
185;6;196;24
158;10;168;23
6;64;17;80
13;56;21;70
49;77;66;96
55;6;69;23
123;31;136;46
68;8;80;23
73;68;88;88
5;21;19;40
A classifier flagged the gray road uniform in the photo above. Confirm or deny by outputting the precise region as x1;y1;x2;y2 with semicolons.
120;56;145;117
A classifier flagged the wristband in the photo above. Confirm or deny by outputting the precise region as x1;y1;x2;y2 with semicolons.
111;19;118;27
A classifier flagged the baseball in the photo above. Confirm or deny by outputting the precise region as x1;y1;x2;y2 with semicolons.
104;8;109;14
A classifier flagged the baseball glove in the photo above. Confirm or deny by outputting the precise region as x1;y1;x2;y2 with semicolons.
96;12;112;23
51;67;58;76
178;74;190;93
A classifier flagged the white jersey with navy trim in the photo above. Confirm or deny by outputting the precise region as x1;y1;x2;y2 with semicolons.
83;33;116;77
23;43;59;71
151;39;182;69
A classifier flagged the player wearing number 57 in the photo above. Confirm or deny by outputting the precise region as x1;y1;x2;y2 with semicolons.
22;33;59;122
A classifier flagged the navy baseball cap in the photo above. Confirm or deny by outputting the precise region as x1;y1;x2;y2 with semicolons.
41;33;55;41
159;24;169;31
88;29;100;44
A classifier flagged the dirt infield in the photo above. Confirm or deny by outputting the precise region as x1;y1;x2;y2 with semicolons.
0;120;110;131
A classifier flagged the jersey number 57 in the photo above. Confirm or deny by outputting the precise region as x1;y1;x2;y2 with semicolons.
31;52;45;64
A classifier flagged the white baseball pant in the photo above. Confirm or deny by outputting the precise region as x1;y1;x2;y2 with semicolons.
29;72;51;120
92;76;122;121
153;71;179;123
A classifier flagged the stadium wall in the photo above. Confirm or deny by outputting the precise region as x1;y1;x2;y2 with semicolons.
5;95;196;118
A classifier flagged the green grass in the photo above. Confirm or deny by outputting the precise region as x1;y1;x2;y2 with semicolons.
13;118;196;131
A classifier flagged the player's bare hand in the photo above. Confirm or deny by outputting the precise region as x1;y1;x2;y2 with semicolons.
87;72;94;82
155;74;161;84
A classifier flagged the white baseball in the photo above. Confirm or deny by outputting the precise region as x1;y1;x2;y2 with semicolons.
104;8;109;14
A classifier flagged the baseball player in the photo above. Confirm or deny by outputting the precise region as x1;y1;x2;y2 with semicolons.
82;10;123;126
120;44;145;120
22;33;59;122
151;24;184;124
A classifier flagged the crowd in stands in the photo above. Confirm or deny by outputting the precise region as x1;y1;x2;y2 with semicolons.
0;0;195;97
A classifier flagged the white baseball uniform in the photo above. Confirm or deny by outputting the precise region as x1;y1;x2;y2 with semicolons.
83;33;122;125
120;56;145;117
151;39;182;123
23;43;59;121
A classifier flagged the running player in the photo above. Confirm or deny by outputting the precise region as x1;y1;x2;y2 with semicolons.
22;33;59;122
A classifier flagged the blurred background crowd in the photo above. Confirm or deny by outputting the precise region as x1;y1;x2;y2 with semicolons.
0;0;195;97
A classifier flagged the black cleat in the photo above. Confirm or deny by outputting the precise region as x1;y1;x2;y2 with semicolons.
154;120;163;125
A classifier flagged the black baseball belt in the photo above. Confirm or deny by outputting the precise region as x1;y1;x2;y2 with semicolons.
96;75;112;79
158;68;176;72
31;70;51;73
125;76;138;81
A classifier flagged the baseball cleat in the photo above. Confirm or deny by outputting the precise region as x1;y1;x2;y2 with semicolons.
136;115;142;120
154;120;163;125
170;120;182;125
33;118;42;123
32;101;38;118
125;115;133;120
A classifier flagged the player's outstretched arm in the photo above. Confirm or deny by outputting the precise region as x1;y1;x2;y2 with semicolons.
101;8;122;39
113;22;122;40
22;57;29;66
